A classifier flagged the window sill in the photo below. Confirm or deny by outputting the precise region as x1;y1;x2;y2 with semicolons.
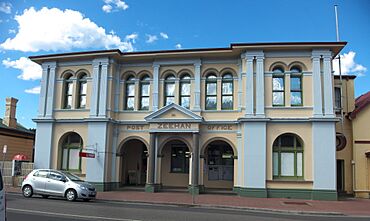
203;110;239;113
268;179;312;183
54;108;90;112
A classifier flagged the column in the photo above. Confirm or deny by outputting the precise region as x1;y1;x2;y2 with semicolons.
146;132;157;192
189;132;200;195
45;62;57;118
152;64;160;111
113;64;121;112
245;56;254;117
312;55;323;117
90;60;101;117
98;61;109;117
236;131;243;188
38;64;49;117
237;59;243;111
255;55;265;117
193;62;201;111
323;55;334;116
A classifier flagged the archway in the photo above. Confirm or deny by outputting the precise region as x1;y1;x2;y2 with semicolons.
118;139;148;186
58;132;83;172
160;139;191;188
202;140;235;190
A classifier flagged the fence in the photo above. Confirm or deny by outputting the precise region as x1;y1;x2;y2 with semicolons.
0;161;34;187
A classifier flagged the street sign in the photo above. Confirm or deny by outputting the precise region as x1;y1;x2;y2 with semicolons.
79;152;95;158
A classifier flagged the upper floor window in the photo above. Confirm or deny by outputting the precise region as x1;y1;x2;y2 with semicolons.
290;67;302;106
140;75;151;110
164;74;176;106
64;75;73;109
205;74;217;110
272;68;285;106
273;134;303;179
77;74;87;109
179;74;191;109
125;76;135;110
334;87;341;110
221;73;233;110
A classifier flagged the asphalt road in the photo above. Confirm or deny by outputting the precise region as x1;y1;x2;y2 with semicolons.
5;193;369;221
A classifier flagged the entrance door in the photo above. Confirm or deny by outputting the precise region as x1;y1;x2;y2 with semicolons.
207;145;233;181
337;160;345;192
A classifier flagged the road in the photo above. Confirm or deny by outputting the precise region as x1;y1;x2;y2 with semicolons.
5;193;369;221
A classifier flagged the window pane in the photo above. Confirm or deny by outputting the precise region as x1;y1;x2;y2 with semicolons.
62;149;68;170
206;96;217;109
126;97;134;110
291;92;302;105
273;77;284;90
166;83;175;96
79;95;86;108
127;84;135;96
291;77;301;91
297;153;303;176
273;92;284;105
141;84;150;96
222;96;233;109
181;97;190;109
68;149;80;170
67;82;73;95
273;152;279;176
335;87;341;109
67;96;72;108
166;97;175;106
206;83;217;95
222;82;233;94
141;97;149;110
181;83;190;95
80;82;87;94
280;135;294;147
281;153;294;176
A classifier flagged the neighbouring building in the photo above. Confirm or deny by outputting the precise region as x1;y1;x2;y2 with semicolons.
30;42;350;200
0;97;35;161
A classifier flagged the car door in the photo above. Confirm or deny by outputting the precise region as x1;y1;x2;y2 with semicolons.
45;172;66;196
31;170;49;194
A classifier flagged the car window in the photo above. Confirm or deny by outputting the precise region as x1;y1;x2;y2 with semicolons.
48;172;65;181
0;170;3;191
33;170;48;178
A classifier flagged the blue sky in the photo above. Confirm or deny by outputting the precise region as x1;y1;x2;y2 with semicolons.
0;0;369;128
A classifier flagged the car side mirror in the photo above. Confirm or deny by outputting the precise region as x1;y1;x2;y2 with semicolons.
61;177;67;182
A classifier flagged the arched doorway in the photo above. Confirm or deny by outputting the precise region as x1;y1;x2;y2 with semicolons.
202;140;235;190
118;139;148;186
59;132;83;172
160;139;191;188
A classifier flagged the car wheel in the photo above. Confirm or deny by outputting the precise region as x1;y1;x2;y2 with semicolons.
22;185;33;198
65;189;77;201
83;199;91;202
41;195;49;199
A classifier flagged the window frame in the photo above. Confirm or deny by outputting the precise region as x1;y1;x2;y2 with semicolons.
139;75;151;110
334;87;342;111
290;74;303;106
61;133;83;172
125;76;136;111
221;73;234;110
77;74;87;109
179;74;191;109
205;74;218;110
63;76;73;109
164;74;176;106
272;74;285;106
170;145;190;174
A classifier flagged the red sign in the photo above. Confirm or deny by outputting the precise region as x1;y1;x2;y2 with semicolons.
79;152;95;158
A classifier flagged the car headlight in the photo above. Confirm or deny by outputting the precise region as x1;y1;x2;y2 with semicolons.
78;185;88;191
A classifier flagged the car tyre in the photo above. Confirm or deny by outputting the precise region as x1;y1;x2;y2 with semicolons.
65;189;77;201
22;185;33;198
83;199;91;202
41;195;49;199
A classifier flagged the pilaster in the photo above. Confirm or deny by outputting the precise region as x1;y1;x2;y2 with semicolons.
255;55;265;117
311;52;323;117
189;132;200;195
146;132;159;192
98;60;109;117
152;64;160;111
90;59;101;117
38;65;48;117
245;55;254;117
193;62;201;111
237;59;243;111
323;55;334;117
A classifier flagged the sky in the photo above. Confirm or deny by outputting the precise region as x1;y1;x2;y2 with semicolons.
0;0;369;129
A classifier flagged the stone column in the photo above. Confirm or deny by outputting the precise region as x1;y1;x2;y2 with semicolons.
323;55;334;117
45;62;57;118
152;64;160;111
90;60;101;117
146;132;157;192
312;54;323;117
98;61;109;117
189;132;200;195
255;55;265;117
38;64;49;117
193;62;201;111
237;59;243;111
245;56;254;117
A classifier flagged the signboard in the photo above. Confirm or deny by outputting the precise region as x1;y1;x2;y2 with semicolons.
79;152;95;158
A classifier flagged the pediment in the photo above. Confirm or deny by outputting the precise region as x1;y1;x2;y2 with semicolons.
145;103;202;123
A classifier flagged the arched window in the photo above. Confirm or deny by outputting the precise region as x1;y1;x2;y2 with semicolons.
205;74;217;110
125;76;135;110
140;75;150;110
179;74;191;109
164;74;176;106
63;74;73;109
290;66;302;106
77;74;87;108
221;73;233;110
272;67;285;106
273;134;303;178
61;133;82;171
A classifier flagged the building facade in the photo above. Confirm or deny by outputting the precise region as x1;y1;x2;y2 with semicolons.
31;42;347;200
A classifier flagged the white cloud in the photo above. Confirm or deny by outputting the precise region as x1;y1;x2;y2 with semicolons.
102;0;128;13
25;86;41;94
160;32;169;39
125;33;138;43
333;51;367;77
0;2;12;14
0;7;135;52
146;34;158;43
2;57;42;80
175;43;182;49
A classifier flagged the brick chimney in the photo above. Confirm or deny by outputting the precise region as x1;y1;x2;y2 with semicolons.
3;97;18;128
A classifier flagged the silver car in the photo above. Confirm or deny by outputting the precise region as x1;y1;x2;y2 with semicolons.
21;169;96;202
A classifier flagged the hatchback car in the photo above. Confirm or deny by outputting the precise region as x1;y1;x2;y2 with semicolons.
21;169;96;202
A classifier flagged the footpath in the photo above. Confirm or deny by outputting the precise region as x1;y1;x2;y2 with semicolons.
7;187;370;217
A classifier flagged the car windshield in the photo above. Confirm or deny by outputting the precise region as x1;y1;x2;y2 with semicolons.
62;171;83;182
